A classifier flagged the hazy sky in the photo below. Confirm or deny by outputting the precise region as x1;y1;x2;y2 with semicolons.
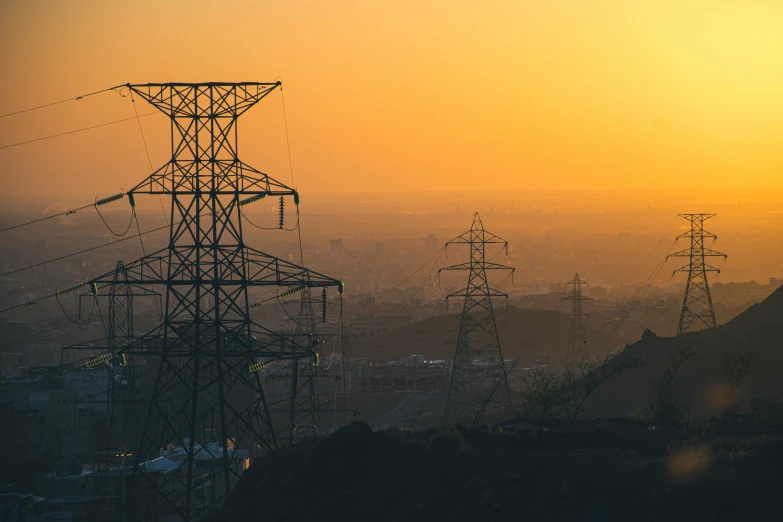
1;0;783;207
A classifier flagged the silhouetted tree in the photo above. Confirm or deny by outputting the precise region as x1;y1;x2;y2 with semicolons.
647;345;694;426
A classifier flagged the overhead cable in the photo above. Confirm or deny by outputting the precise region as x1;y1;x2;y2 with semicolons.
0;85;123;119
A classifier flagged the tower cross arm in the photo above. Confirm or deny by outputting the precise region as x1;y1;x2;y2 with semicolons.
245;247;343;289
128;161;297;197
126;82;281;118
247;326;335;358
701;248;728;258
445;229;508;247
85;252;168;288
670;262;723;274
675;230;718;240
438;262;514;273
667;247;727;260
445;288;509;301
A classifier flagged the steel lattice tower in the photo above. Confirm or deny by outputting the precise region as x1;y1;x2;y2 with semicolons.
667;213;726;335
440;213;514;428
561;273;592;363
275;288;345;444
65;82;342;521
91;261;139;518
288;290;321;442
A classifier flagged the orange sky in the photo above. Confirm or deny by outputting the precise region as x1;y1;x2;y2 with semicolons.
1;0;783;207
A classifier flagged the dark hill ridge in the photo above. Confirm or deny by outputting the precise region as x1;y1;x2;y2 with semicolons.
581;285;783;421
209;421;783;522
346;306;616;365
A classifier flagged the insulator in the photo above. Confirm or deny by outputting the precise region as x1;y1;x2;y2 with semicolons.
337;281;345;295
95;192;125;207
278;196;285;229
322;288;327;323
127;193;136;208
311;352;320;367
293;191;300;206
90;282;98;296
239;193;266;206
57;282;87;295
86;353;114;368
279;285;307;299
249;359;277;373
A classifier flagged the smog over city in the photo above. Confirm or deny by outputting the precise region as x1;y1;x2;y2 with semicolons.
1;2;782;521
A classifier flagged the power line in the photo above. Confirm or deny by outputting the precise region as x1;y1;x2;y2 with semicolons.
0;221;170;280
130;90;169;225
377;246;446;298
641;214;679;267
279;77;296;188
241;206;300;231
0;203;96;233
0;85;123;119
0;112;159;150
0;192;132;236
94;205;135;236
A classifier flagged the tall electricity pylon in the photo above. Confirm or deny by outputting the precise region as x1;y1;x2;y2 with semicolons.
667;214;726;335
64;82;342;521
439;213;514;428
561;273;592;363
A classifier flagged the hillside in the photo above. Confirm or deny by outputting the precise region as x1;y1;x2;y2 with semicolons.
345;306;616;366
209;420;783;522
581;286;783;421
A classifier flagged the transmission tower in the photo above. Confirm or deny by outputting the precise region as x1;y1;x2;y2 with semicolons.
87;261;139;518
667;213;726;335
64;82;342;521
279;289;320;443
439;212;514;428
561;273;592;363
278;288;347;444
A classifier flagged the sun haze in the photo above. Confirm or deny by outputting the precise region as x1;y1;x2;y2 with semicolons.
1;0;782;206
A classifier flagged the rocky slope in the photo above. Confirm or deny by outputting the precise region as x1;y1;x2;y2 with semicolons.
581;286;783;421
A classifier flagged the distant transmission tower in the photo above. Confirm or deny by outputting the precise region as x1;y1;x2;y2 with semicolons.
561;273;592;363
285;288;348;443
65;82;342;521
440;212;514;428
667;213;727;335
92;261;138;518
287;289;320;443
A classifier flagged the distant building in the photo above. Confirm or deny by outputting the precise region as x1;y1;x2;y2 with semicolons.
0;382;79;466
0;352;23;380
354;357;449;393
329;239;343;261
426;234;439;252
64;368;111;413
0;490;49;521
24;342;67;366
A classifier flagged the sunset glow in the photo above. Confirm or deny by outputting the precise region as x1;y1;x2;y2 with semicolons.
1;0;783;204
